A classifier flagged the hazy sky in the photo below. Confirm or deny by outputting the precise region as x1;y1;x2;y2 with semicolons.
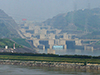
0;0;100;21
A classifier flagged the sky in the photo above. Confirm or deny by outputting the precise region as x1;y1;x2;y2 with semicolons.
0;0;100;22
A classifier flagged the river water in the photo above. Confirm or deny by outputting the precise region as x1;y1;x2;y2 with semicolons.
39;49;100;56
0;64;100;75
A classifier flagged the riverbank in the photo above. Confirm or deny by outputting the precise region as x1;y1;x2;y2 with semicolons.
0;60;100;70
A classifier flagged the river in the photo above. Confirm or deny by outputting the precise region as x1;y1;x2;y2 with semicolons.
39;49;100;56
0;64;100;75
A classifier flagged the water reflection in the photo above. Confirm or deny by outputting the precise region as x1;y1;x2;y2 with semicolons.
39;49;100;56
0;65;100;75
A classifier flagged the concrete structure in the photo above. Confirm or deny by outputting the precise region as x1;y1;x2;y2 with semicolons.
48;33;55;39
24;33;31;37
84;46;93;51
13;43;15;49
30;38;83;50
20;29;26;33
55;29;61;34
40;34;46;39
49;40;54;45
47;49;55;54
5;46;8;49
49;45;53;49
75;38;82;45
59;40;66;45
34;26;40;30
54;39;59;45
34;29;39;34
40;29;47;34
43;45;45;50
38;44;45;50
63;33;68;39
33;39;39;47
20;22;94;50
68;34;72;39
64;45;67;49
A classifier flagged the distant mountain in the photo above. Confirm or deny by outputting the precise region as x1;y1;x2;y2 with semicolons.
0;9;20;38
43;8;100;33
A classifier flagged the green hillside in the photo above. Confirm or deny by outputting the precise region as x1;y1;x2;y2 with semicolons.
0;9;20;38
12;38;32;48
0;38;23;48
43;8;100;32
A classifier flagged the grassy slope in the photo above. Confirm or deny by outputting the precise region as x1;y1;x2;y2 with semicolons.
0;38;22;48
12;38;32;48
0;55;100;64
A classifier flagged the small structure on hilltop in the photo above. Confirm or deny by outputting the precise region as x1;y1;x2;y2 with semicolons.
47;49;55;54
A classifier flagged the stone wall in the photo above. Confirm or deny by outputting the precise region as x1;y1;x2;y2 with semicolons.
0;60;100;70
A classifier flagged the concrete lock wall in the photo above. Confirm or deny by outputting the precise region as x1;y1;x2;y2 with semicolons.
49;40;54;45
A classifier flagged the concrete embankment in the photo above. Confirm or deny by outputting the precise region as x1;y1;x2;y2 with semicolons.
0;60;100;70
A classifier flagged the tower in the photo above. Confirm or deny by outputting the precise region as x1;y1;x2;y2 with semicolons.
13;43;15;49
88;3;90;9
84;18;88;34
74;1;77;11
88;0;91;9
71;1;77;24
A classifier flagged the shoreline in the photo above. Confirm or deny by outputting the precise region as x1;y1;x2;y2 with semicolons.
0;60;100;70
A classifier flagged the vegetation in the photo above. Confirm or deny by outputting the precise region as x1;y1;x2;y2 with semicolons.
0;38;23;48
0;53;100;64
0;23;10;38
12;38;32;48
0;9;20;38
95;41;100;45
43;8;100;32
81;31;100;39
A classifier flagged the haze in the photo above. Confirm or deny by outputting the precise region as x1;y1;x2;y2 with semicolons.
0;0;100;21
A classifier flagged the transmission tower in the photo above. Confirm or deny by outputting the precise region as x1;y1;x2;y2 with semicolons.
74;1;77;11
84;18;88;34
71;1;77;24
88;0;91;9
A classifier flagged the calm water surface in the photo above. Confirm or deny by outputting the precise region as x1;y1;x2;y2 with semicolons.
39;49;100;56
0;65;100;75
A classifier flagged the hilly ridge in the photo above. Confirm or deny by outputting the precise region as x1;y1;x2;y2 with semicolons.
43;8;100;33
0;9;20;38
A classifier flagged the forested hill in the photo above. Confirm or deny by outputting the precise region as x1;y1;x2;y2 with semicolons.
43;8;100;32
0;9;20;38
